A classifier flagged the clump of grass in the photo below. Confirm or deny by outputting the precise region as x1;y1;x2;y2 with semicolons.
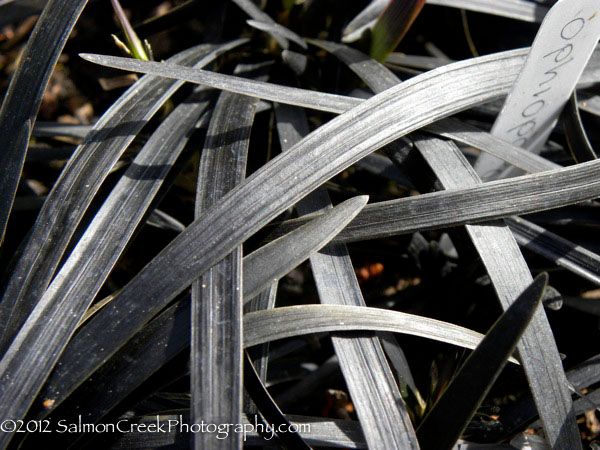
0;1;599;449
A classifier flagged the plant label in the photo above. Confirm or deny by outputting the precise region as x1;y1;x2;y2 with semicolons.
475;0;600;180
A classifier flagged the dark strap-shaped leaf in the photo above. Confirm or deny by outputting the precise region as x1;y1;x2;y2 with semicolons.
416;273;547;450
244;305;510;358
568;354;600;391
191;63;263;450
275;355;341;410
231;0;291;49
354;152;414;186
342;0;387;42
32;290;507;430
275;97;596;286
328;139;600;285
369;0;425;61
428;0;549;22
246;19;307;49
130;0;203;38
243;195;369;300
79;51;362;113
146;209;186;233
275;102;418;448
0;0;47;26
263;157;600;244
562;90;597;163
425;117;560;173
508;216;600;286
32;121;92;139
385;52;452;70
0;0;88;243
343;0;549;43
28;299;191;442
25;144;76;162
87;45;597;429
243;351;311;449
411;115;580;450
29;295;510;431
244;282;278;415
502;353;600;434
78;47;600;142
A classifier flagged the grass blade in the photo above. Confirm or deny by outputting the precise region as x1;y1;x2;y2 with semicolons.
342;0;387;43
29;290;516;431
110;0;149;61
308;39;560;176
347;149;598;260
191;63;262;450
26;299;191;448
79;52;361;113
264;153;600;244
231;0;290;49
243;305;516;362
0;81;213;433
25;144;75;162
79;44;600;114
100;38;599;302
275;102;418;449
0;0;88;244
247;19;307;50
146;209;186;233
508;216;600;286
32;121;92;139
416;273;547;450
343;0;548;43
369;0;426;61
275;355;340;410
354;152;414;186
243;352;311;449
503;353;600;433
48;46;540;382
244;282;278;415
0;0;46;26
426;117;560;174
244;195;369;300
562;91;597;163
385;52;452;70
427;0;549;23
271;86;596;286
37;293;511;424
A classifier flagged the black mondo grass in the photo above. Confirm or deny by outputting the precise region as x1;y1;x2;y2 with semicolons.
1;1;600;449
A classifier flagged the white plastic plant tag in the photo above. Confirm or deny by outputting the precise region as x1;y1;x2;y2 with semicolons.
474;0;600;180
